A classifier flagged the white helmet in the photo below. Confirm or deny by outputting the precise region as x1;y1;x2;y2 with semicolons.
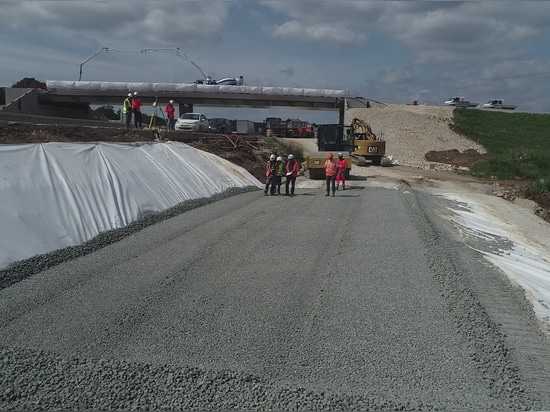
169;100;174;104
276;156;283;161
127;93;132;97
288;154;294;160
133;91;138;96
338;152;343;157
269;154;276;161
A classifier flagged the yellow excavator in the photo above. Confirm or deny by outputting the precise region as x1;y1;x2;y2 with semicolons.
348;118;386;166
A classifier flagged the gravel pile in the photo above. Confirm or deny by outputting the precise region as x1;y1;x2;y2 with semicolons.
347;104;487;169
0;188;256;291
0;345;414;411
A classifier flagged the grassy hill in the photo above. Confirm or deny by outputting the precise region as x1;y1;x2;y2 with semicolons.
451;109;550;197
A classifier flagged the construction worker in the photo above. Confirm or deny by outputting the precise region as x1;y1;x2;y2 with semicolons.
123;93;133;129
131;91;142;129
284;154;300;197
165;100;176;131
336;152;349;190
264;154;277;196
324;152;338;196
275;156;285;195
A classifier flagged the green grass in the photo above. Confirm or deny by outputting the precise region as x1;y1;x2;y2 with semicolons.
450;109;550;194
262;136;306;163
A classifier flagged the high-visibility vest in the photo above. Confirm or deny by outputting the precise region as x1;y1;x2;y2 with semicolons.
325;159;338;176
123;98;132;114
266;160;276;177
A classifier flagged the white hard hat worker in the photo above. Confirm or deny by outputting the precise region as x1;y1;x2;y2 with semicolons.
269;154;276;161
338;152;343;158
169;100;174;104
288;154;294;160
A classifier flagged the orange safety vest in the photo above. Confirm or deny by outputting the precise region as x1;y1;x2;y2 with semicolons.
325;159;338;177
266;160;276;177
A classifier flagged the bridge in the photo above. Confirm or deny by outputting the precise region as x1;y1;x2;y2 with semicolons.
2;81;374;124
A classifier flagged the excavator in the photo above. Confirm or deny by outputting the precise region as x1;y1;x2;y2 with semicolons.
305;118;386;179
348;118;386;166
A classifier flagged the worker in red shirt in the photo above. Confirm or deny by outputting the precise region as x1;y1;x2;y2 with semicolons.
131;92;143;129
284;154;301;196
336;152;348;190
165;100;176;131
324;152;338;196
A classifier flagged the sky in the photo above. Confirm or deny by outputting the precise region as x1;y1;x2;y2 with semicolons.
1;0;550;123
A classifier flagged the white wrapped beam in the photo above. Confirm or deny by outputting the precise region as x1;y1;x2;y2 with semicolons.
46;80;357;98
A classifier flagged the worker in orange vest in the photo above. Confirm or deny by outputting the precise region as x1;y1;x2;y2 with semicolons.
324;152;338;197
336;152;348;190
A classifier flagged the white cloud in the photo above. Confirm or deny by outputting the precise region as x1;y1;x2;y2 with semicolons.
0;1;549;113
374;66;414;85
481;60;550;81
270;20;367;45
382;4;539;63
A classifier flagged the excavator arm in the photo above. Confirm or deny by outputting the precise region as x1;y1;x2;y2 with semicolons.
350;118;376;140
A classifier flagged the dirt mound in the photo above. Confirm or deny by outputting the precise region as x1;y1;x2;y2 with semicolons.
425;149;492;168
0;123;150;144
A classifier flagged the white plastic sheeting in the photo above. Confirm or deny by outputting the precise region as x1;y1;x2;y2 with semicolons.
0;141;263;269
45;80;358;98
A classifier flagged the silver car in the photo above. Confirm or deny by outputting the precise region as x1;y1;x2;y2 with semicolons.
175;113;209;132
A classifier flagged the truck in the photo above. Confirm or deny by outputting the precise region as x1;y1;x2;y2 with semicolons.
482;99;517;110
286;119;309;137
236;120;255;135
264;117;312;138
444;96;479;108
265;117;287;137
196;75;244;85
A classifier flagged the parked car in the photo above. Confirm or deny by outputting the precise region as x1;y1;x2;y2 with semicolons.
175;113;209;132
208;118;231;133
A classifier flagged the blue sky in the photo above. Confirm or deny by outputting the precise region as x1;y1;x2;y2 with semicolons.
1;0;549;123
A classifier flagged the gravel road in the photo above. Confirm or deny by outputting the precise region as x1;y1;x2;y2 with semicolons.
2;183;550;410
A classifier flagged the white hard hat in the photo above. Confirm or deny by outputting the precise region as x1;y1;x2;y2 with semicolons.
288;154;294;160
269;154;276;161
277;156;283;161
338;152;343;157
169;100;174;104
133;91;138;96
127;93;132;97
